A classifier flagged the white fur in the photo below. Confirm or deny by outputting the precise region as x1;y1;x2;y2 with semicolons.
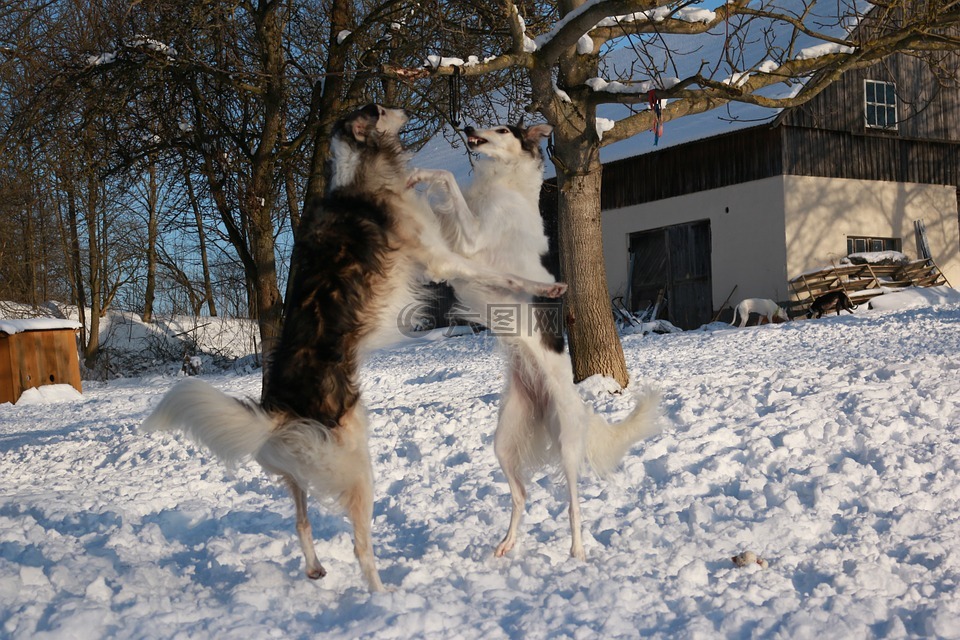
417;124;662;560
141;107;570;593
328;135;363;191
142;378;381;589
142;378;273;467
731;298;789;327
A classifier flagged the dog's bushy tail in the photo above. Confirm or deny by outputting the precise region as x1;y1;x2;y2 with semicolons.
585;388;662;476
142;379;275;466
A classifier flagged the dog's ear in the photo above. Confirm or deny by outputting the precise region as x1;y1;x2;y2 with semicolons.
525;123;553;141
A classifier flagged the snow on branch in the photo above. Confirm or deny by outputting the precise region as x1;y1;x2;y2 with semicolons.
594;5;716;28
795;42;856;60
426;55;482;69
586;76;680;94
537;0;739;63
84;35;178;69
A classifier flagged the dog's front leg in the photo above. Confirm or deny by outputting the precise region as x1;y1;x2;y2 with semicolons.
424;249;566;299
409;168;482;253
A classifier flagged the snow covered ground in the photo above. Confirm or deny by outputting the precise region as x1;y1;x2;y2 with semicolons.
3;297;960;639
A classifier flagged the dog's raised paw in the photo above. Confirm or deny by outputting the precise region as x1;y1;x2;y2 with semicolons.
542;282;568;298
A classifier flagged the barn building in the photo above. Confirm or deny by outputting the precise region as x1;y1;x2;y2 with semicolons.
594;51;960;329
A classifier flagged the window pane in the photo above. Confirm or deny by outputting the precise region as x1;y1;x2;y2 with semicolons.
847;238;854;255
855;238;867;253
866;82;875;102
867;104;876;125
877;107;886;127
887;107;897;127
886;83;896;105
871;239;883;251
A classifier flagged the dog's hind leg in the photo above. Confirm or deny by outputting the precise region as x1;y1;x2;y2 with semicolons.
341;478;383;591
494;378;534;557
337;408;384;592
286;476;327;580
560;447;586;561
546;375;588;561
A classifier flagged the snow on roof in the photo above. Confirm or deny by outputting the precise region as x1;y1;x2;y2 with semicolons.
0;318;82;336
413;0;869;177
598;0;868;161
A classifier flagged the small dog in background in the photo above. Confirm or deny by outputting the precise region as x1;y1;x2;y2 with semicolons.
807;290;858;318
731;298;789;327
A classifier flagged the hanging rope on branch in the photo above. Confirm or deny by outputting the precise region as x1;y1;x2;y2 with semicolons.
449;66;463;129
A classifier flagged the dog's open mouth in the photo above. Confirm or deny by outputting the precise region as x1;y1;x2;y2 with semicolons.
467;135;488;148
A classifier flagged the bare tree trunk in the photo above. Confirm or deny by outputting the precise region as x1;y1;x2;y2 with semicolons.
554;150;629;387
541;2;630;388
142;156;159;322
35;183;52;303
182;163;217;316
83;172;101;367
246;0;290;388
246;197;284;371
61;184;88;355
284;163;301;239
25;196;38;308
303;0;352;204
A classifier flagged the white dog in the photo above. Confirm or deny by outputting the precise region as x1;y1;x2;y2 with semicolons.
731;298;789;327
142;105;564;592
412;122;660;560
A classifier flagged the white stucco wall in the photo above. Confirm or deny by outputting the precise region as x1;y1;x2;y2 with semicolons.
601;176;790;309
601;175;960;311
783;176;960;286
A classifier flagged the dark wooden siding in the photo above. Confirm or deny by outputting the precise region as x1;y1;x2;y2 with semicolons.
599;126;783;209
594;50;960;212
781;54;960;141
598;124;960;211
781;127;960;187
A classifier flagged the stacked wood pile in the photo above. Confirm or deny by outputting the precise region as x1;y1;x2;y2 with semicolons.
787;257;951;318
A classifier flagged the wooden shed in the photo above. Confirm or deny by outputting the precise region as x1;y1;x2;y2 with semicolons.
0;318;83;404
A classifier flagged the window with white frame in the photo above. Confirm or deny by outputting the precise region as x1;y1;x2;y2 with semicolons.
864;79;898;130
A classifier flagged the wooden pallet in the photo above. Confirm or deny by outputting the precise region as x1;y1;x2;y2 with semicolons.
787;257;951;318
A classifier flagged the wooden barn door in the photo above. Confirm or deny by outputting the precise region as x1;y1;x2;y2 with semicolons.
629;220;712;329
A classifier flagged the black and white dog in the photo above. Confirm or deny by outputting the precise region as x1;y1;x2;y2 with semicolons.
413;122;661;561
142;105;565;591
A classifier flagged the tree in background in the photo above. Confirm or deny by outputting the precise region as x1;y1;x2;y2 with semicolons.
1;0;458;375
387;0;960;387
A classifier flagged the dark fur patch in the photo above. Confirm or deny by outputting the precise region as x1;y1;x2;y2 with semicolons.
508;124;544;161
263;192;394;426
532;295;565;354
